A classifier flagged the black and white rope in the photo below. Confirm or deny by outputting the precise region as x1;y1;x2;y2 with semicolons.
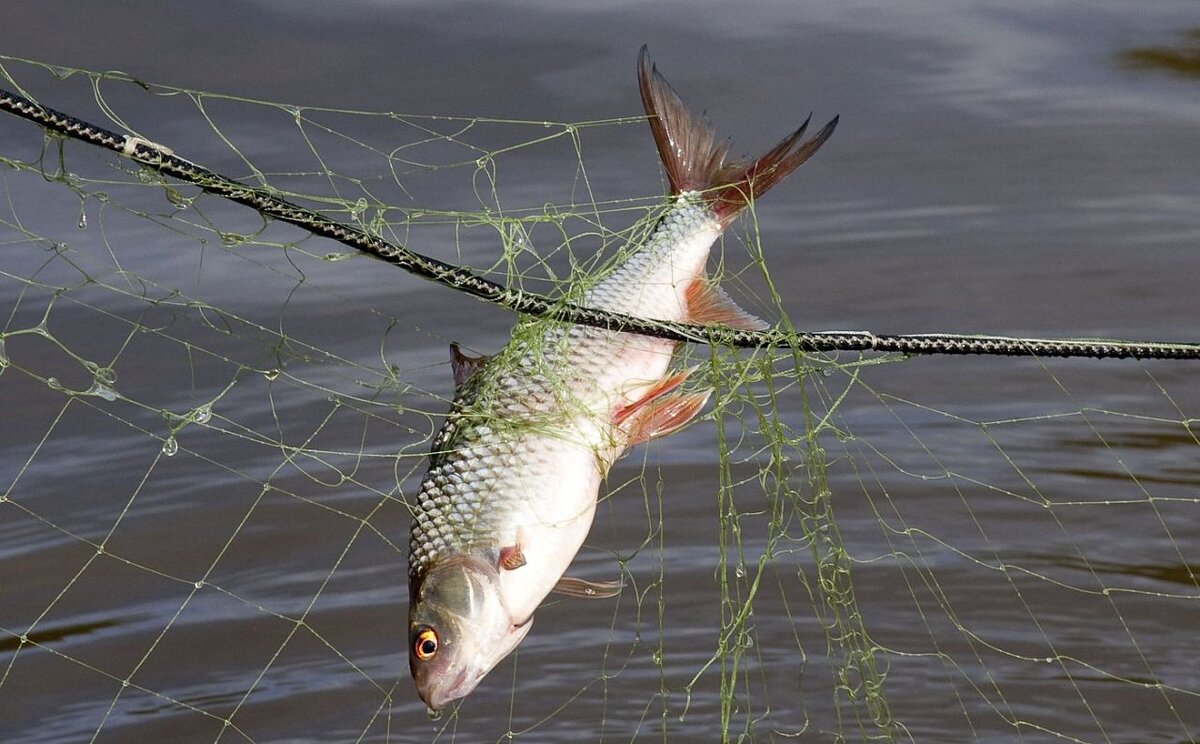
3;86;1198;361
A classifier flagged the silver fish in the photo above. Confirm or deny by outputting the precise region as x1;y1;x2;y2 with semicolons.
407;46;836;711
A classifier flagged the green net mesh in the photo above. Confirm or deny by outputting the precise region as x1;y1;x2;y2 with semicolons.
1;57;1197;742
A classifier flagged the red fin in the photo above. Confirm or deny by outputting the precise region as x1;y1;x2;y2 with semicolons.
638;45;838;225
450;343;490;388
685;277;768;330
552;575;624;599
619;389;712;445
638;46;730;195
613;368;693;428
499;542;526;571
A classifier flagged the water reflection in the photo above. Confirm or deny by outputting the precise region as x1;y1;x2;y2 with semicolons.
1119;28;1200;79
0;617;125;655
1028;553;1200;590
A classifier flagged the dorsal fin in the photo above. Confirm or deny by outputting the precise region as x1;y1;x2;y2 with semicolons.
450;343;490;388
637;45;838;225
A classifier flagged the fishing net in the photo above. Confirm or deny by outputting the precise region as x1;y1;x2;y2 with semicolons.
1;57;1197;743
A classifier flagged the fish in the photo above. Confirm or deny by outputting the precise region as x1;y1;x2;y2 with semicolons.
407;45;837;712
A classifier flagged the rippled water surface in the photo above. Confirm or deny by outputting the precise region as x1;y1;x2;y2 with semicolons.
1;2;1199;742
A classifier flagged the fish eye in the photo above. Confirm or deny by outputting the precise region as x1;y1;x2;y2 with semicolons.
413;626;439;661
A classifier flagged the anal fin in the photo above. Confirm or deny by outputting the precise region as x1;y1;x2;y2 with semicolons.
685;277;768;331
552;575;624;599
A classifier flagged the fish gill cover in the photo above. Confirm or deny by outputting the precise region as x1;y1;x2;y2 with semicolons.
0;53;1198;743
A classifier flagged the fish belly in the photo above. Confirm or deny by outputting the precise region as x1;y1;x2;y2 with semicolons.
495;434;603;623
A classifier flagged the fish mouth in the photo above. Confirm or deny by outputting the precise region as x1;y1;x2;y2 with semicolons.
425;664;484;712
420;620;534;711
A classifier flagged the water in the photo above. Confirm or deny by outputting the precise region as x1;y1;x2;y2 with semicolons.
1;2;1199;742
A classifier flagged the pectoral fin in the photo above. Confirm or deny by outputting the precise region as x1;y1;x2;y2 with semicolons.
552;575;624;599
499;533;527;571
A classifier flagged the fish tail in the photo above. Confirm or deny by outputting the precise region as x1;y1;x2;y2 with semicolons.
638;45;838;225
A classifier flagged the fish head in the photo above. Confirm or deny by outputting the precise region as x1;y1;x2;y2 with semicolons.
409;553;533;711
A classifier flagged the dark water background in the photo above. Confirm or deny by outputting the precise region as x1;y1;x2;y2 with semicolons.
1;2;1199;742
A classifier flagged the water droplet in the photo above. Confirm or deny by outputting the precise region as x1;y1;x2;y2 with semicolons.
820;366;834;377
263;369;280;381
426;707;442;721
161;436;178;457
88;383;118;402
0;337;8;368
194;580;204;589
651;650;663;666
77;212;87;230
46;377;62;390
193;405;212;424
734;564;746;579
